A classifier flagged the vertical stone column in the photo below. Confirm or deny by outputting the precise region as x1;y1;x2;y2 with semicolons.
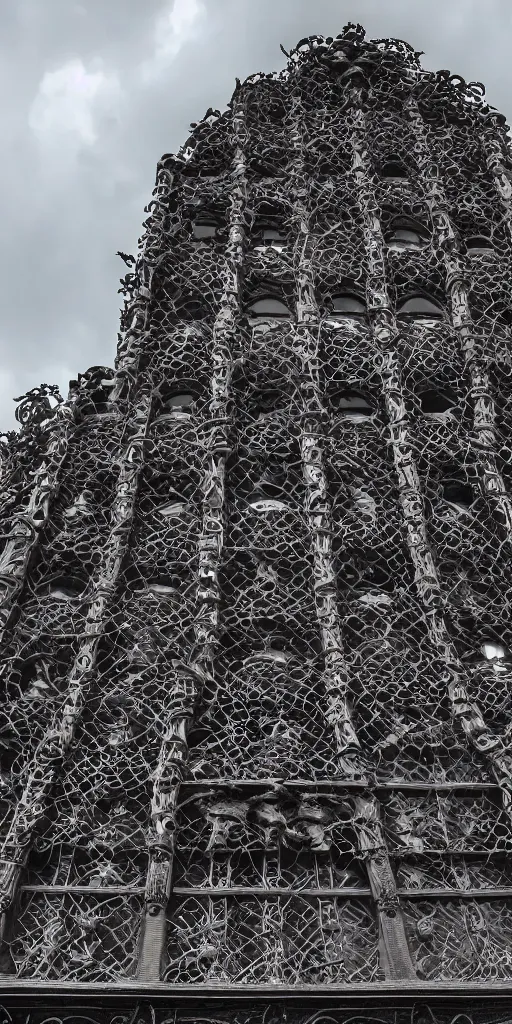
287;91;360;774
350;94;512;797
60;384;153;750
0;196;156;935
481;116;512;239
350;105;455;687
0;381;153;928
137;94;247;981
289;85;414;979
354;793;416;979
404;96;512;536
0;402;75;645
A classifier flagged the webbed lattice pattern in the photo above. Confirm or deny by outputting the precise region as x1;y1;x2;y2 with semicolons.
0;22;512;990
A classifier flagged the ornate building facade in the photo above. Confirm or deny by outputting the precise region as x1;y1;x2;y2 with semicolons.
1;21;512;1024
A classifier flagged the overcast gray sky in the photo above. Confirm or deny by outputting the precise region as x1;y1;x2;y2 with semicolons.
2;0;512;429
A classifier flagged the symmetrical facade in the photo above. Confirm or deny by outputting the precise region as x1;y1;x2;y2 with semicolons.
1;21;512;1024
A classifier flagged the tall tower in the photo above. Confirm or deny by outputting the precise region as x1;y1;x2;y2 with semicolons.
1;20;512;1024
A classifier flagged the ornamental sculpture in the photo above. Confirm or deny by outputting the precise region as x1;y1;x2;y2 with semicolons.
0;21;512;1022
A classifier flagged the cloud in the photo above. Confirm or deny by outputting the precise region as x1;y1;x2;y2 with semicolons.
2;0;512;433
140;0;206;82
29;58;121;147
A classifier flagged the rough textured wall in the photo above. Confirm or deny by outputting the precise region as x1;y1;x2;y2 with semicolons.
0;22;512;994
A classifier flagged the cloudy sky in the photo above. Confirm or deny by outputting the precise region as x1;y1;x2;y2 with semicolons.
2;0;512;429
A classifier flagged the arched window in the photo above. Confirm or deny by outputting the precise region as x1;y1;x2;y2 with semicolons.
165;393;195;410
263;648;289;664
242;648;291;670
145;578;182;600
254;227;287;252
192;222;218;240
387;225;428;250
173;296;208;320
397;295;444;316
248;297;291;319
248;498;289;512
163;393;195;418
262;228;285;243
154;392;195;422
331;389;374;418
328;294;366;317
442;479;474;511
420;389;457;414
381;160;408;181
49;577;86;600
466;236;494;255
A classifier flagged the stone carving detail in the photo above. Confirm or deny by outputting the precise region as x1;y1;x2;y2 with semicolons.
0;19;512;994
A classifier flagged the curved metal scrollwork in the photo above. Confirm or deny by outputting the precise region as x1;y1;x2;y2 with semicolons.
0;19;512;1004
13;385;63;430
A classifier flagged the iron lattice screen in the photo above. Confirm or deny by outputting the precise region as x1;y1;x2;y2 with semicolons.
0;22;512;994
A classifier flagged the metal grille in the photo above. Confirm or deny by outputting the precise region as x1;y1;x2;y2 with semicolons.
0;23;512;991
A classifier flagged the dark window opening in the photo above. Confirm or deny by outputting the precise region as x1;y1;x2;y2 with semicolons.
366;565;395;593
128;572;186;597
381;160;408;180
397;295;444;316
387;225;428;249
20;657;57;700
420;389;456;414
254;461;288;497
145;577;183;598
248;297;291;319
331;390;374;417
262;228;285;242
252;226;288;251
48;576;87;600
243;647;290;666
473;301;512;327
192;222;218;240
157;499;190;520
329;294;366;316
246;461;294;509
173;297;208;320
187;727;211;748
250;390;288;417
466;235;494;255
355;589;393;609
154;392;196;423
350;484;377;522
442;480;474;509
165;393;195;410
